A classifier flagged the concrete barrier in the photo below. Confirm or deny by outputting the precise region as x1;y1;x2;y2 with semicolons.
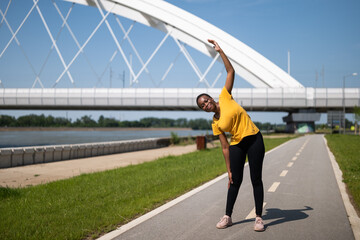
108;142;116;154
62;146;71;160
0;135;212;169
70;145;78;159
119;142;125;152
44;146;55;163
0;149;12;168
54;146;63;162
98;144;104;155
91;144;98;156
103;143;111;155
78;145;86;158
34;147;45;164
12;148;24;167
85;145;92;158
113;142;120;153
23;148;35;165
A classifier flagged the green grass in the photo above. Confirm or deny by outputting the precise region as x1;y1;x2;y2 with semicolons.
0;136;294;240
263;136;295;152
325;134;360;213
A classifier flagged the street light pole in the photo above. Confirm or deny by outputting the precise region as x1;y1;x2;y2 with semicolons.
343;72;358;134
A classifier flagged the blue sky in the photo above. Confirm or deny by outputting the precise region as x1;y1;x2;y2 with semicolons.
0;0;359;123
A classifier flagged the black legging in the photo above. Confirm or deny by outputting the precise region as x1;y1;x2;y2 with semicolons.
226;131;265;217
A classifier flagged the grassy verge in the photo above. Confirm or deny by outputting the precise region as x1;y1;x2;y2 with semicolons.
325;134;360;214
0;136;295;240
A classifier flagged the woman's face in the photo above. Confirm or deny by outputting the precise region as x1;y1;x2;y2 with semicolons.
197;95;216;112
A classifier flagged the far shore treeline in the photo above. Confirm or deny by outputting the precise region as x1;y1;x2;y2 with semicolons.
0;114;283;131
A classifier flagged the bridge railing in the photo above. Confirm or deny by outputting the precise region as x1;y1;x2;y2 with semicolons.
0;88;359;112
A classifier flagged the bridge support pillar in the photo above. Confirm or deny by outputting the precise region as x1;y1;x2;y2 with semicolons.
282;109;321;133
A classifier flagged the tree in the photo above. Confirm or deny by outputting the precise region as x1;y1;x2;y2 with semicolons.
174;118;187;128
0;115;16;127
73;115;97;127
188;118;211;130
98;115;105;127
103;117;119;127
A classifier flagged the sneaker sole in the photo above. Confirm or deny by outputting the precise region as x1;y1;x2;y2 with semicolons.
216;224;232;229
254;227;265;232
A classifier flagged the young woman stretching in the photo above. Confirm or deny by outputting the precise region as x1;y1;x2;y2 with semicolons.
196;39;265;232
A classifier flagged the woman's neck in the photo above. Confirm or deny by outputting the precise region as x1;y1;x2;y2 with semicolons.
214;102;220;119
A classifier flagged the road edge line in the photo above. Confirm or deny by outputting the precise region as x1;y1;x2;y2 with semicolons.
97;136;298;240
97;172;228;240
323;135;360;240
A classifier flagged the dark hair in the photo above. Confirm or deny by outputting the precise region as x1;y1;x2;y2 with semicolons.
196;93;212;109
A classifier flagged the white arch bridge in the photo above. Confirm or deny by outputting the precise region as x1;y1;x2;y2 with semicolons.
0;0;359;118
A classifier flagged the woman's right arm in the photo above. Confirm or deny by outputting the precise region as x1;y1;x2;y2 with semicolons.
218;132;233;188
208;39;235;94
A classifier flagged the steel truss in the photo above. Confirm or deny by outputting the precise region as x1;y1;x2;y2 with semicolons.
0;0;304;89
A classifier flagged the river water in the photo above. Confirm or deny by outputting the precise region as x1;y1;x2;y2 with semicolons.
0;129;211;148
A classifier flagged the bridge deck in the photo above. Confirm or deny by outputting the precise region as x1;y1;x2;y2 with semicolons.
0;88;359;112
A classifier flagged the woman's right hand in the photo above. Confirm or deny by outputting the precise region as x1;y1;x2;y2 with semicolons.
228;172;233;189
208;39;221;52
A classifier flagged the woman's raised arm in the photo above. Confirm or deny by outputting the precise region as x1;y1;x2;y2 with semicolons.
208;39;235;94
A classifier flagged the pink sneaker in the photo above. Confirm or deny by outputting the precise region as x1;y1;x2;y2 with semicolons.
254;217;265;232
216;215;232;229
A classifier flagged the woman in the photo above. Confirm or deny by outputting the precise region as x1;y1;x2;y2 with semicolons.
196;39;265;232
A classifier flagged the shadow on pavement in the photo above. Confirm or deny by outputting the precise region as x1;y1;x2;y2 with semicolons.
232;206;313;228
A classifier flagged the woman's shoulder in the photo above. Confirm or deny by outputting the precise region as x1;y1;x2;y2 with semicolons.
219;86;233;100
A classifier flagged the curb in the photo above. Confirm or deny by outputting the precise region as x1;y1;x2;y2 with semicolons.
323;135;360;240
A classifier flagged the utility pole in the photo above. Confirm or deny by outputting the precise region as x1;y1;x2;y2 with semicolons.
110;66;112;88
122;71;125;88
287;50;290;75
321;65;325;88
129;53;132;86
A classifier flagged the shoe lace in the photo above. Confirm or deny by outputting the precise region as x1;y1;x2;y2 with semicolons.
220;216;228;223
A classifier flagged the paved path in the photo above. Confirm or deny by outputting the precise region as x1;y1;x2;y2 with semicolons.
0;143;206;188
103;134;355;240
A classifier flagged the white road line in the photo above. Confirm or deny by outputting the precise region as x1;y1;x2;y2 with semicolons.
280;170;288;177
97;173;229;240
245;202;267;219
287;162;294;167
268;182;280;192
296;152;300;156
292;156;297;161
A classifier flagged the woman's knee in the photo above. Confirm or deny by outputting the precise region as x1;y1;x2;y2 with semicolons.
250;174;263;187
231;176;243;187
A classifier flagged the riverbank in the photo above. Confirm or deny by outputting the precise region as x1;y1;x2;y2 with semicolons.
0;127;194;132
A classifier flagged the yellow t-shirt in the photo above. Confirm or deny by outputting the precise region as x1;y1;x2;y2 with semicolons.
212;87;259;145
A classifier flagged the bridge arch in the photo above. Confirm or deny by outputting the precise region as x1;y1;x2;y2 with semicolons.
64;0;303;88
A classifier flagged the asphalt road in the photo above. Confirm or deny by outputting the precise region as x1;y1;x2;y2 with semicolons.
107;134;354;240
